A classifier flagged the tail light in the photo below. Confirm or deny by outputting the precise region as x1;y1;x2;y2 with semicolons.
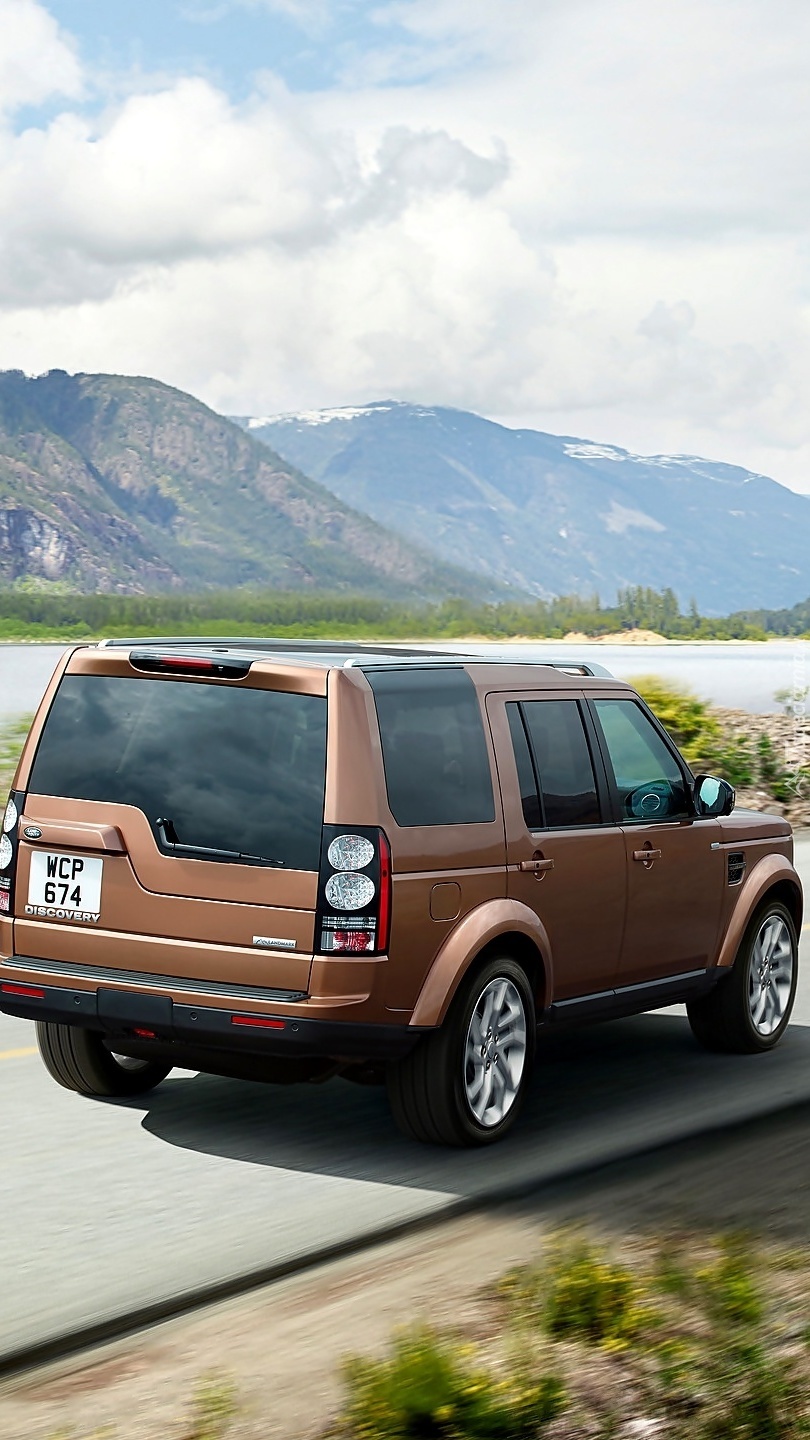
0;790;24;917
316;825;392;956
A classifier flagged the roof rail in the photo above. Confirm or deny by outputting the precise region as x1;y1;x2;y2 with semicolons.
96;637;457;657
95;637;613;678
545;659;613;677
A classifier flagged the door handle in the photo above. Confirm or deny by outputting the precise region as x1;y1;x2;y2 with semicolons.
633;848;662;864
518;858;555;873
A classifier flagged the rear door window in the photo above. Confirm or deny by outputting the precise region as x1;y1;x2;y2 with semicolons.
507;699;601;829
28;674;327;871
366;668;495;826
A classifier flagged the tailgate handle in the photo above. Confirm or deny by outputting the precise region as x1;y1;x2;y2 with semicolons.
20;818;126;854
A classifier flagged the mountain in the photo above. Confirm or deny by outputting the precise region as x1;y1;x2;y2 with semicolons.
239;402;810;613
0;372;487;598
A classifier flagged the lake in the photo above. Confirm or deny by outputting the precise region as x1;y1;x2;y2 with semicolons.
0;639;808;721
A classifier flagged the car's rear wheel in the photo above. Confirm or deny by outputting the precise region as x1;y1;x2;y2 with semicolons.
387;956;535;1146
687;899;798;1054
36;1022;172;1096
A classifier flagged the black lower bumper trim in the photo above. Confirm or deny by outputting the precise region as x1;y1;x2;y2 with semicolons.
0;977;425;1061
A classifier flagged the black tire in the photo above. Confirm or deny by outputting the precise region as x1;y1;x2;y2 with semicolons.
687;899;798;1054
387;956;535;1146
35;1022;172;1097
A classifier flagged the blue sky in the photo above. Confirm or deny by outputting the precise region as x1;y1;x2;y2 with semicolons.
44;0;463;97
3;0;810;493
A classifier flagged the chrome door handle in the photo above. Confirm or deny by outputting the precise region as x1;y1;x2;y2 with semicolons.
633;848;662;863
518;858;555;873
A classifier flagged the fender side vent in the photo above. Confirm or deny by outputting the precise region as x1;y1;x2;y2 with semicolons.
728;851;746;886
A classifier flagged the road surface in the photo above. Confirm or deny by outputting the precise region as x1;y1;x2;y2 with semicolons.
0;833;808;1362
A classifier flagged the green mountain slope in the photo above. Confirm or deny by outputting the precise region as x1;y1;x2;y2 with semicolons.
0;371;487;598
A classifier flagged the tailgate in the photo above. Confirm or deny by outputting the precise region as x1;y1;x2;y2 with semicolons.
11;658;327;993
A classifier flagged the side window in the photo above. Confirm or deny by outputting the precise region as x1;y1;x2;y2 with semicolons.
593;699;688;821
507;699;600;829
506;704;543;830
367;668;495;827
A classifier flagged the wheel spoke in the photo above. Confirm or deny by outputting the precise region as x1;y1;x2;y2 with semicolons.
747;916;794;1036
463;975;528;1129
752;989;768;1027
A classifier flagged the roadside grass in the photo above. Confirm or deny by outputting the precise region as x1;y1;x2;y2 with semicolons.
37;1228;810;1439
0;714;31;797
331;1229;810;1440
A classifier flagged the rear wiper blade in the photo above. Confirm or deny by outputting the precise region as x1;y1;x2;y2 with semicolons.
155;818;284;868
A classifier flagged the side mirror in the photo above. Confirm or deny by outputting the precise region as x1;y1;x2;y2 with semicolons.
694;774;735;817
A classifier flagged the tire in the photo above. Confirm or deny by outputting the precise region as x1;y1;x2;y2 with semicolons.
687;899;798;1054
387;956;535;1146
35;1022;172;1097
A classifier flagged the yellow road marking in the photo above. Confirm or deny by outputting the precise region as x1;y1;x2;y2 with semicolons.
0;1046;37;1061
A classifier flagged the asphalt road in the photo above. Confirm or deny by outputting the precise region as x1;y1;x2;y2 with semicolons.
1;833;808;1362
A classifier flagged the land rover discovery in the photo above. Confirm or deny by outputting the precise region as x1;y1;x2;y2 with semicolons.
0;640;802;1145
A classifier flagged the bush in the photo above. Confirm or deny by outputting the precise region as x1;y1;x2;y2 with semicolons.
502;1236;654;1349
629;676;722;770
338;1324;564;1439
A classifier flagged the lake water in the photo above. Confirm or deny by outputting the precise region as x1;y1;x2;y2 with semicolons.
0;640;808;721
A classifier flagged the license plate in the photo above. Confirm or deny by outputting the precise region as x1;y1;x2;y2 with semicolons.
27;851;103;917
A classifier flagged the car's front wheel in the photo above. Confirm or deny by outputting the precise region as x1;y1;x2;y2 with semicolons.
36;1022;172;1097
687;899;798;1054
387;956;535;1146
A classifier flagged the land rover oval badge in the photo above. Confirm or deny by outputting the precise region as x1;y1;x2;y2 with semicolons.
23;826;42;840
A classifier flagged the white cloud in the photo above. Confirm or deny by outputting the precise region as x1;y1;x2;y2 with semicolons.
3;0;810;492
0;0;82;113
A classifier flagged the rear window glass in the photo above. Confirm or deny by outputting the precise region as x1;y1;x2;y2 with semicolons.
28;674;327;871
366;668;495;827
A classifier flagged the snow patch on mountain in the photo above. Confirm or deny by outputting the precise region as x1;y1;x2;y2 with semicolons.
602;500;666;535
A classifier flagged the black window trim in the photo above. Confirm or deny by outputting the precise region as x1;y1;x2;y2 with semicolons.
585;694;698;826
505;694;614;834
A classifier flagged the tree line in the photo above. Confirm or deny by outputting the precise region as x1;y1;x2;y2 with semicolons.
0;584;804;639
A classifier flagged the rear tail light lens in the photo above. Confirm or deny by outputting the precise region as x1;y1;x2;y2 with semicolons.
327;834;375;870
0;790;23;915
316;825;392;956
324;871;376;911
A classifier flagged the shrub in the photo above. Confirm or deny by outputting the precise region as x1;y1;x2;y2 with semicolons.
182;1374;239;1440
503;1237;654;1349
338;1324;564;1439
542;1239;652;1347
695;1237;763;1331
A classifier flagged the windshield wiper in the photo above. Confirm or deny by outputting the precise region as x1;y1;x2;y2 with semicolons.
155;818;284;868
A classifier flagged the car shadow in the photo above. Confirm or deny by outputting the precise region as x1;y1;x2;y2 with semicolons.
130;1014;810;1200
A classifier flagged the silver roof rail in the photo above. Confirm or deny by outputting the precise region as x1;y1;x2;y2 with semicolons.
545;659;613;678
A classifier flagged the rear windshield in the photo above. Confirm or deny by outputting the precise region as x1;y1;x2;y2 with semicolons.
366;667;495;826
28;674;327;871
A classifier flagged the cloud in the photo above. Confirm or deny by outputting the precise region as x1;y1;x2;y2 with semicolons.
3;0;810;493
0;0;82;112
0;76;506;305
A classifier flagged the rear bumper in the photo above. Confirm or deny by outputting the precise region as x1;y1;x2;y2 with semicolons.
0;973;426;1062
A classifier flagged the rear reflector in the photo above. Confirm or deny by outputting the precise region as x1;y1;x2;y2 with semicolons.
132;1027;157;1039
230;1015;286;1030
1;982;45;999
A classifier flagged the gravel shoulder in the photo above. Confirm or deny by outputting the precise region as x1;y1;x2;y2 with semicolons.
3;1100;810;1440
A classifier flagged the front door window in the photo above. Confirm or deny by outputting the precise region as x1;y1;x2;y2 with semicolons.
593;699;688;821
